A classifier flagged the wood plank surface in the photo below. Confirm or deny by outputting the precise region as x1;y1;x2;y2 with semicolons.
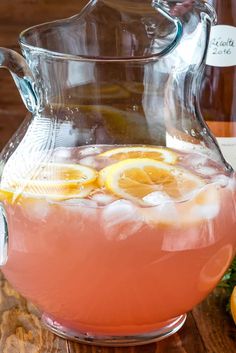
192;291;236;353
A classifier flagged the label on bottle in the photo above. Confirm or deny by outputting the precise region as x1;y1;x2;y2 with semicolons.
216;137;236;169
206;25;236;67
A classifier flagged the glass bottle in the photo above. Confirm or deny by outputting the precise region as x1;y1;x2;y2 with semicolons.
200;0;236;168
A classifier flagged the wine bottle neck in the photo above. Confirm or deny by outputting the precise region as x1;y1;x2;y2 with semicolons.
209;0;236;26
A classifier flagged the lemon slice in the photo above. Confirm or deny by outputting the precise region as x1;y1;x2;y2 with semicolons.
0;163;97;201
99;158;204;204
99;146;177;164
198;244;233;292
231;286;236;325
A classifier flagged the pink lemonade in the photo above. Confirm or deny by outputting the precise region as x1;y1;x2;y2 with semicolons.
1;145;236;336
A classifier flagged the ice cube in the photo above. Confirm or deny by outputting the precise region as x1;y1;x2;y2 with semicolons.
61;198;98;218
161;186;220;251
196;166;218;176
142;200;179;226
161;223;216;251
190;183;220;221
192;202;220;220
79;156;98;168
158;184;221;251
79;146;102;157
23;199;50;221
63;198;97;207
212;174;230;187
53;148;72;161
143;191;172;206
159;202;179;223
90;192;117;206
102;200;144;240
185;153;208;169
192;154;208;165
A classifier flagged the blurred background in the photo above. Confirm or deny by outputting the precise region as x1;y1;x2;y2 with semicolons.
0;0;87;150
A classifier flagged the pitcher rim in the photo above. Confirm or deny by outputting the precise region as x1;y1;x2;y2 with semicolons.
19;9;183;63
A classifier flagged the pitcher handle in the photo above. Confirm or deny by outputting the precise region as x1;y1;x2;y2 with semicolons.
0;47;38;112
152;0;183;56
153;0;217;57
0;204;8;266
0;48;38;266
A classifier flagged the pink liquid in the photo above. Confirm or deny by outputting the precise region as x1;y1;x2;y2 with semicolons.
1;145;236;335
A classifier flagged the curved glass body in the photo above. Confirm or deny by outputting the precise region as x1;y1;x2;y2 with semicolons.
0;0;235;346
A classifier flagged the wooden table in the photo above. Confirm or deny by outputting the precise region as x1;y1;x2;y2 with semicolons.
0;270;235;353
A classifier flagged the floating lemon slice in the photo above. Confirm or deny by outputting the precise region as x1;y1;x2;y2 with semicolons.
198;245;233;292
99;146;177;164
231;286;236;325
99;158;204;204
70;83;130;99
0;163;97;202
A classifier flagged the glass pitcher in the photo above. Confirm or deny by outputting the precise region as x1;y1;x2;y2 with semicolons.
0;0;235;346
